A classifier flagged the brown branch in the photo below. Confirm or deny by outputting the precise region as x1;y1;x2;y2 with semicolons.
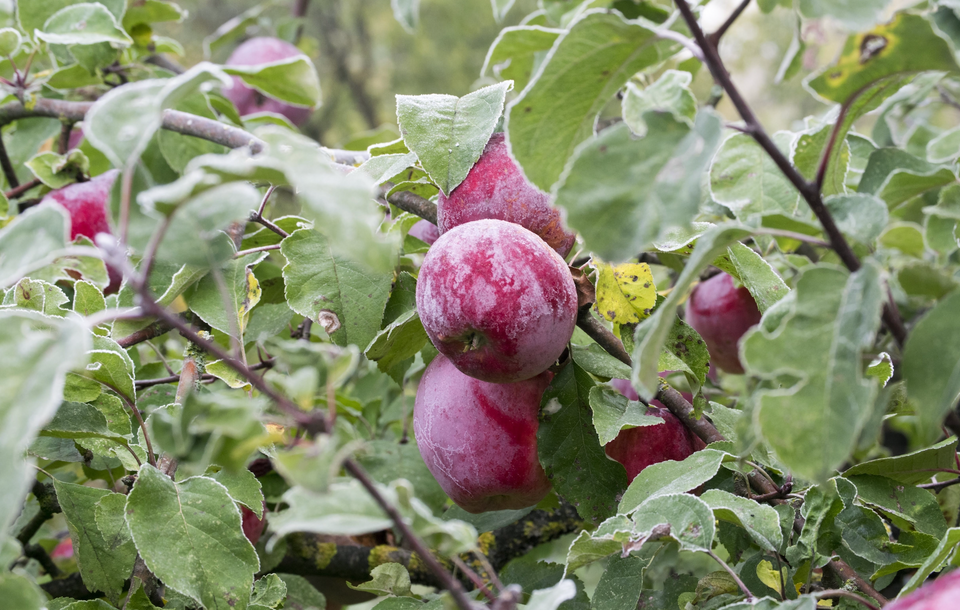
4;178;41;200
144;54;186;75
385;188;438;225
23;543;61;578
672;0;907;349
706;0;751;48
919;477;960;492
0;133;19;188
16;481;60;547
58;121;73;155
40;572;99;600
115;319;175;349
135;359;274;389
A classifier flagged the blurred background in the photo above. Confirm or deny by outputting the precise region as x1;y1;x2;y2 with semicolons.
154;0;885;149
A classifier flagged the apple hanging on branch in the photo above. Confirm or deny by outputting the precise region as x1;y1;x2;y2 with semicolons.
684;272;762;374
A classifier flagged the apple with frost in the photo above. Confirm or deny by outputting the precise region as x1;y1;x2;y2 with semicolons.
416;219;578;383
224;37;313;127
408;219;440;245
39;169;122;294
684;272;761;374
414;354;552;513
437;133;576;257
885;569;960;610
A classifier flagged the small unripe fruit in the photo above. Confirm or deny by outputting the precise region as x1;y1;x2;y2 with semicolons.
416;219;578;383
224;37;313;127
241;504;267;545
438;133;575;257
685;272;762;374
414;355;552;513
39;169;121;294
885;569;960;610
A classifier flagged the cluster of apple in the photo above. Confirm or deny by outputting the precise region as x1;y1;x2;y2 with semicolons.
412;134;768;513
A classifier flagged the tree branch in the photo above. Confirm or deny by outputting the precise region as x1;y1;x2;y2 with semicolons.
16;481;60;547
672;0;907;349
0;133;19;188
115;319;175;349
706;0;751;48
385;188;438;225
4;177;41;200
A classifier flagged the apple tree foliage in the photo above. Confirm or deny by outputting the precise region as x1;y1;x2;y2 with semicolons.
2;0;960;608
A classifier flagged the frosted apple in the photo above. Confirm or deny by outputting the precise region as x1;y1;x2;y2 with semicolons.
604;406;701;481
39;169;121;294
437;133;576;257
224;37;312;127
685;272;761;374
416;219;578;383
241;504;267;545
414;354;552;513
885;569;960;609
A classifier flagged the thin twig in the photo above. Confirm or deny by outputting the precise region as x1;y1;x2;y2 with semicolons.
706;0;751;47
811;589;880;610
451;556;497;602
707;549;753;600
920;477;960;491
0;133;18;188
751;228;832;249
4;178;41;199
672;0;907;349
135;360;275;389
59;121;74;154
384;188;438;225
235;244;281;257
293;0;311;44
116;319;175;349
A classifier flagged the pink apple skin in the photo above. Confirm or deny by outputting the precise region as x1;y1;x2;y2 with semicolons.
416;219;578;383
604;406;700;481
886;569;960;610
241;504;267;545
224;37;312;127
437;133;576;257
611;374;693;406
408;219;439;245
414;355;552;513
684;272;762;375
39;169;121;294
51;537;74;560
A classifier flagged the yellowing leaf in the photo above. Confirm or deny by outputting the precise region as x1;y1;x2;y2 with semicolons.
756;559;786;596
593;261;656;324
238;266;261;335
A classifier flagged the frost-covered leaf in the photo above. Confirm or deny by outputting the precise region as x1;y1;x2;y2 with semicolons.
555;111;722;262
824;193;889;245
396;81;512;195
619;449;726;514
282;229;392;349
701;490;783;552
710;133;800;221
858;148;957;209
25;149;89;189
725;242;789;315
223;55;321;108
742;263;884;482
589;386;663;446
186;252;265;339
268;481;392;540
364;309;428;380
903;289;960;443
126;465;259;610
207;465;264;518
37;3;133;46
350;564;412;597
569;343;632;380
0;206;70;288
481;26;562;91
622;70;696;135
391;0;419;32
843;437;957;484
505;9;678;191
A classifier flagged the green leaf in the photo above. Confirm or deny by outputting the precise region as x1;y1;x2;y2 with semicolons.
54;480;136;602
843;437;958;484
631;225;752;399
364;309;429;380
0;205;70;288
0;28;22;56
83;334;136;401
186;252;265;339
41;401;128;444
746;263;883;482
618;449;726;514
122;0;186;30
251;573;287;609
37;3;133;46
807;13;960;104
797;0;887;31
710;132;801;221
554;111;722;262
481;26;562;91
94;493;137;584
564;516;633;571
441;505;533;533
701;489;783;552
276;574;326;610
0;312;89;540
0;573;45;610
126;465;259;610
903;289;960;443
879;222;926;257
793;123;850;197
725;242;789;315
847;475;947;538
350;564;413;597
207;465;264;518
505;9;678;191
391;0;420;32
19;0;124;37
899;528;960;596
588;385;664;446
158;94;229;174
223;55;321;108
6;278;69;316
267;481;392;539
355;440;448;514
84;62;231;167
569;343;631;380
591;555;647;610
857;148;957;209
537;362;628;524
73;280;106;317
527;580;577;610
396;81;512;195
25;149;89;189
824;193;889;245
621;70;697;134
632;493;715;552
281;228;393;349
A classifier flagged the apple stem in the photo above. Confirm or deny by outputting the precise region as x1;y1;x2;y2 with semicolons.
706;549;754;600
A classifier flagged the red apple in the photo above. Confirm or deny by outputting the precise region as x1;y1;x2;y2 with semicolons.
51;537;74;560
408;219;439;245
684;272;761;375
885;569;960;609
604;406;700;481
224;37;313;127
437;133;576;257
39;169;121;294
414;354;552;513
416;219;578;383
241;504;267;545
